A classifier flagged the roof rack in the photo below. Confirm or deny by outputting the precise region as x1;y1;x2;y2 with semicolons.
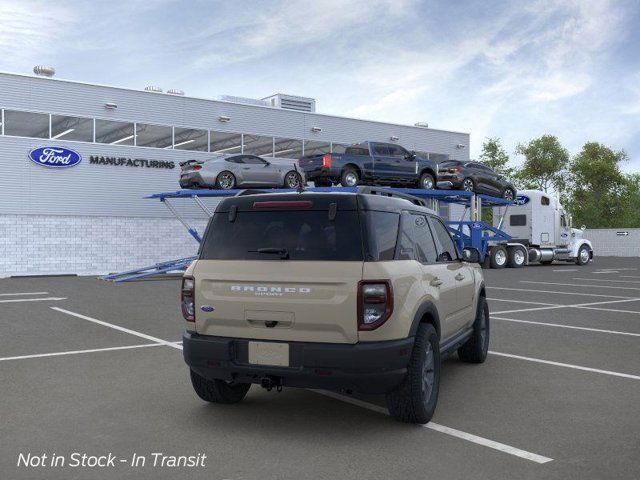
356;186;428;207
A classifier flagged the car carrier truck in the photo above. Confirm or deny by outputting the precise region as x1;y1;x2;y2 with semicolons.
487;189;593;268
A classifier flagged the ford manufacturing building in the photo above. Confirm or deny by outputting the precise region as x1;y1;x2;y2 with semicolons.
0;69;470;277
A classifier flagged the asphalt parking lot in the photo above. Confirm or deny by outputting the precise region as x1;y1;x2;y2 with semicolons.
1;257;639;480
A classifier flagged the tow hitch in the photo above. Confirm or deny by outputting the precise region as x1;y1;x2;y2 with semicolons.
260;376;283;392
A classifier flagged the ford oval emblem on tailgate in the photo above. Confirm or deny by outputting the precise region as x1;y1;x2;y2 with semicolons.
28;146;82;168
201;305;215;312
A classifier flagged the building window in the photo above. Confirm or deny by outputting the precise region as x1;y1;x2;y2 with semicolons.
243;134;274;156
4;110;49;138
273;137;303;158
95;119;135;145
51;114;93;142
210;131;243;154
135;123;172;148
303;140;331;156
172;127;208;151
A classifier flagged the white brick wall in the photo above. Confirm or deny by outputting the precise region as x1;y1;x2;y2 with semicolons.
0;215;208;277
584;228;640;257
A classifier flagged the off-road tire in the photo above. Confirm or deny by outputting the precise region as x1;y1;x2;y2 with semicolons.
418;172;435;190
576;245;591;266
386;324;440;424
215;171;236;190
458;296;490;363
507;246;526;268
340;167;359;187
190;369;250;404
489;245;508;269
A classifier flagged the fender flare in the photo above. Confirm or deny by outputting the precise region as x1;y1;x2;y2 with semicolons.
571;239;593;258
409;301;441;339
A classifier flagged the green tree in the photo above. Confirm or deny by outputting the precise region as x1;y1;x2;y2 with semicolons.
514;135;569;193
618;173;640;228
479;137;514;178
566;142;629;228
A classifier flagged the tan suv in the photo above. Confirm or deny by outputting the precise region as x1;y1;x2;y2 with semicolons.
182;188;489;424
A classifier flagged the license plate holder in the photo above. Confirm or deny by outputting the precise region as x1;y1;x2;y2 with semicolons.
248;341;290;367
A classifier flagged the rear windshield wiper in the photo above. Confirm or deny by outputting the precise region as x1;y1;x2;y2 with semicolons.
248;248;290;260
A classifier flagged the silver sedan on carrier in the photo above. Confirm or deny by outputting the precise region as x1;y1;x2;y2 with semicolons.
179;154;305;190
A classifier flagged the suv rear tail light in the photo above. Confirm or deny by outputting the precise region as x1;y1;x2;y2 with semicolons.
181;276;195;322
358;280;393;330
322;153;331;168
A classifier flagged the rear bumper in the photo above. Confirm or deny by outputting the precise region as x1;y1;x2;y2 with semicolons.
179;172;207;188
437;175;463;188
183;331;413;394
302;166;339;182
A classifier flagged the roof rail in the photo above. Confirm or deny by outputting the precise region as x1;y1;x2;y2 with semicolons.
356;186;428;207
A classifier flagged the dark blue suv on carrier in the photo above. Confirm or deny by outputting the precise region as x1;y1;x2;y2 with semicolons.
298;141;439;189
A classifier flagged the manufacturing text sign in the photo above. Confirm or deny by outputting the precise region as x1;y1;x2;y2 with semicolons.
28;146;82;168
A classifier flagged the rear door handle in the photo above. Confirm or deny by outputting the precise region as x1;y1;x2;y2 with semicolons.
430;278;443;287
455;273;465;281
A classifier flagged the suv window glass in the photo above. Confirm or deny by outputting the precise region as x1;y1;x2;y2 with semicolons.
200;210;363;261
373;144;391;156
387;145;406;157
411;214;438;263
429;218;459;262
345;146;370;156
396;214;416;261
365;211;399;261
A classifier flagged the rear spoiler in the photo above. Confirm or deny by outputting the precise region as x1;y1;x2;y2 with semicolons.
179;159;202;167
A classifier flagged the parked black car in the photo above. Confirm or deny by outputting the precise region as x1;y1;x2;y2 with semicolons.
437;160;516;199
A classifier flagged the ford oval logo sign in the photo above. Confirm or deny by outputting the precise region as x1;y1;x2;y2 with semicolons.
28;146;82;168
514;195;530;206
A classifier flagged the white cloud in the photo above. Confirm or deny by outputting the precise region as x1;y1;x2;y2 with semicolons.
0;0;75;66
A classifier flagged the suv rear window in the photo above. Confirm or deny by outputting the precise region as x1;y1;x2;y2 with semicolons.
200;210;363;261
345;145;370;156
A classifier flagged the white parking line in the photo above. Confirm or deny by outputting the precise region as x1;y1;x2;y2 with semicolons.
492;297;640;315
0;343;162;362
51;307;183;350
492;305;567;315
313;390;553;464
575;306;640;315
0;297;67;304
488;287;637;299
487;298;559;306
0;292;49;296
489;351;640;380
573;278;640;284
621;275;640;279
492;316;640;337
521;281;640;291
553;269;578;272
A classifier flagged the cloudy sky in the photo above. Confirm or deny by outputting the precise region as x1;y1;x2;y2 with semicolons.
1;0;639;171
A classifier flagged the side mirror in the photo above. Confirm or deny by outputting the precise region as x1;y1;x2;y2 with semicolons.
264;161;271;166
462;247;480;263
404;153;416;161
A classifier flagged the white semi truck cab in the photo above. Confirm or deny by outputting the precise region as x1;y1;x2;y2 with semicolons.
490;190;593;267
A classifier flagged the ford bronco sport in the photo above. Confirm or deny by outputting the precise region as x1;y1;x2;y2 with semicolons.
182;187;489;424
